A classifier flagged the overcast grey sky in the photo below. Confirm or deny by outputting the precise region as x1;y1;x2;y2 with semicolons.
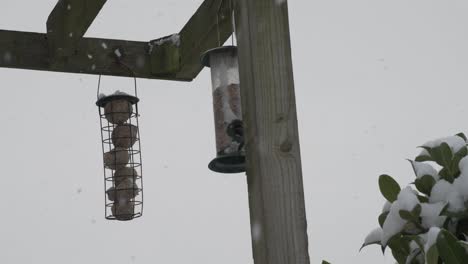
1;0;468;263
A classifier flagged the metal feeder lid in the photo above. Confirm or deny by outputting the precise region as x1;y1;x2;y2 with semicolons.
208;154;246;174
96;94;139;107
200;45;238;68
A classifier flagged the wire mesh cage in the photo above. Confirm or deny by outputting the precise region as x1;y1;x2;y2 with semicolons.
96;84;143;221
201;46;245;173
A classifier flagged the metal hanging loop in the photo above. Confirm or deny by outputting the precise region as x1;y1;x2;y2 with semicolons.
96;63;138;100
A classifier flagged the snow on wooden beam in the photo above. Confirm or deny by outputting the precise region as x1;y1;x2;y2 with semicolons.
0;0;233;81
46;0;107;59
0;30;189;81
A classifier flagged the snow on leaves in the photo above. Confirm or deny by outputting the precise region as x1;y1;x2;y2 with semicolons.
362;133;468;264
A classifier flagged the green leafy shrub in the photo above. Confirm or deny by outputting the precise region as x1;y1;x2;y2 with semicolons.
362;133;468;264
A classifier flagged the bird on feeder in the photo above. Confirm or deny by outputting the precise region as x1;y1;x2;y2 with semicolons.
201;46;246;174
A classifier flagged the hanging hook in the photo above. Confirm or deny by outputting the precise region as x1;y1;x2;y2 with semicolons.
216;15;221;47
97;74;102;100
118;61;138;98
229;0;234;46
216;0;236;47
96;49;139;100
216;0;227;47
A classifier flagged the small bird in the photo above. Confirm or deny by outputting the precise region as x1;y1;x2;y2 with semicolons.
226;119;245;151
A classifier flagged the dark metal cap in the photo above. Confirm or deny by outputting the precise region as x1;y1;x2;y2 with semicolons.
96;94;139;107
208;153;245;174
200;45;238;67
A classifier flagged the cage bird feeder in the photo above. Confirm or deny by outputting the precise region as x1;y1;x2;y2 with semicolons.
97;88;143;221
201;46;245;173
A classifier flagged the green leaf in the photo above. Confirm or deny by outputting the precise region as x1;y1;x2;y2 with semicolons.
456;133;467;142
437;229;468;263
439;201;468;218
412;204;422;216
379;174;401;203
450;146;468;179
437;203;468;219
429;143;453;170
379;211;389;228
399;205;422;224
415;155;432;162
440;203;450;216
456;219;468;236
399;210;416;222
406;248;422;264
439;168;455;183
417;195;429;203
426;244;439;264
459;241;468;251
403;221;422;235
387;235;411;264
321;261;331;264
441;209;468;219
454;146;468;157
406;234;425;250
419;146;432;152
415;175;436;196
439;143;453;168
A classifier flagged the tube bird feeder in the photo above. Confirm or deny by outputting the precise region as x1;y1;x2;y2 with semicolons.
201;46;245;173
97;89;143;221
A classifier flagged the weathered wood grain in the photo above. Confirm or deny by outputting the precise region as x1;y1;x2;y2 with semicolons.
47;0;107;58
176;0;233;80
0;0;234;81
0;30;188;81
234;0;311;263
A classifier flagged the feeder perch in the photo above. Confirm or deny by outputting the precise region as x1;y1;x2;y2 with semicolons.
97;91;143;221
201;46;245;173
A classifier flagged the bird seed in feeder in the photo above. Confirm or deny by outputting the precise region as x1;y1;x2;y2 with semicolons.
106;186;116;201
106;180;139;201
116;179;139;199
104;99;133;124
201;46;246;173
112;124;138;148
212;84;243;155
112;200;135;221
103;148;129;170
114;167;138;186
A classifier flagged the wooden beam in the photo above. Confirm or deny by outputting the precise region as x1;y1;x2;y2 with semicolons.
0;30;189;81
148;34;181;75
234;0;311;264
176;0;233;80
46;0;107;58
0;0;234;81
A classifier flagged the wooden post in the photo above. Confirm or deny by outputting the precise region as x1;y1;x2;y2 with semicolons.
234;0;311;264
47;0;107;59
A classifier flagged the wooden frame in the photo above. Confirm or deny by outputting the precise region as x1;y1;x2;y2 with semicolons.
0;0;232;81
0;1;311;263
